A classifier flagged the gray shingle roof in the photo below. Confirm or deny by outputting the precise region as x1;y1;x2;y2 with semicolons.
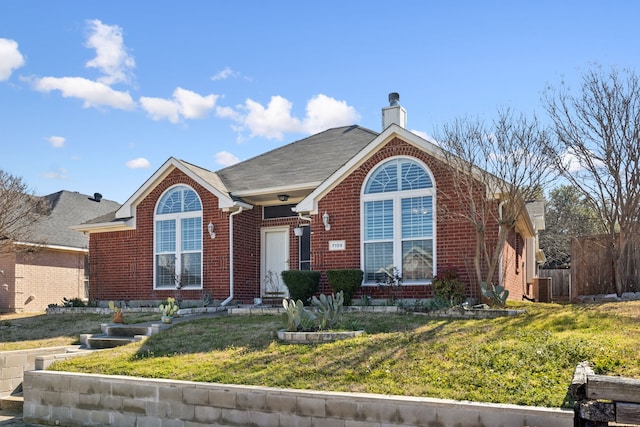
217;125;378;193
30;191;121;249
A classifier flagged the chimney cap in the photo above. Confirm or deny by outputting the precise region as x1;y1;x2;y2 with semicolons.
388;92;400;106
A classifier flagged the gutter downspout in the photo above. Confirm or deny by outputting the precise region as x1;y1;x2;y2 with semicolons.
498;200;507;289
221;206;244;306
297;212;313;223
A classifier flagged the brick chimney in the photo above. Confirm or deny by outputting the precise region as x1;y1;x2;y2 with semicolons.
382;92;407;130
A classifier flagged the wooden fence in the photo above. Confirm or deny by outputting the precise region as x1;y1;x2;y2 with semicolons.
570;234;640;297
538;269;570;301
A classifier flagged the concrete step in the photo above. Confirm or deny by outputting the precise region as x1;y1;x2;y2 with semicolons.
0;394;23;412
85;335;145;349
104;325;152;337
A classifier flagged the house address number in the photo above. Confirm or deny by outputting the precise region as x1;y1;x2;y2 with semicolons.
329;240;346;251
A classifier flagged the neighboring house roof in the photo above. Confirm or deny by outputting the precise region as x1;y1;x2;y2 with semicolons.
525;200;546;232
28;190;121;251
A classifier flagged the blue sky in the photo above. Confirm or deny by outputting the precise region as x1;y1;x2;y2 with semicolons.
2;1;639;203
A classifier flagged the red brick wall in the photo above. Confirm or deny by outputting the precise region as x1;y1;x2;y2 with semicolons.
501;230;525;300
89;168;233;303
89;139;522;304
231;208;261;303
313;137;493;301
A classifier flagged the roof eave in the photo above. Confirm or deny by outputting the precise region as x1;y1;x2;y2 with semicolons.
116;157;236;218
296;125;439;213
70;219;135;234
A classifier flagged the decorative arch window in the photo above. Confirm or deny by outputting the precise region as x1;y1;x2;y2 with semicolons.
154;185;203;289
362;157;435;284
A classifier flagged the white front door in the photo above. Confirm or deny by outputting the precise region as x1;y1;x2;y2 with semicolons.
261;226;290;298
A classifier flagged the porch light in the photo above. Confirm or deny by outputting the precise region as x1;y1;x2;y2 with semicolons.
207;222;216;239
278;194;289;202
322;212;331;231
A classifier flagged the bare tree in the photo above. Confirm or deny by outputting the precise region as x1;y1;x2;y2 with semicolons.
434;109;555;295
0;170;49;254
544;66;640;296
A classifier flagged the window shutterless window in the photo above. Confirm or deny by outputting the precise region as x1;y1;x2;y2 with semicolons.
362;157;435;284
154;185;203;289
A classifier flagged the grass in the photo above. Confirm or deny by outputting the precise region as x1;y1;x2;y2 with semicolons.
5;301;640;408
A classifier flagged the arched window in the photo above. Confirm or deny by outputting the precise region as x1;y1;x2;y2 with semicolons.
362;157;435;284
154;185;203;289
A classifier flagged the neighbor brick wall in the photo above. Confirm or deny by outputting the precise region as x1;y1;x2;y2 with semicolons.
0;252;17;312
14;250;87;312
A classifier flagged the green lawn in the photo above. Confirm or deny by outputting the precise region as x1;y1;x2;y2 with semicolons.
5;301;640;408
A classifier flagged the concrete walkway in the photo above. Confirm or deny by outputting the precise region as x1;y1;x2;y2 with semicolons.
0;408;39;426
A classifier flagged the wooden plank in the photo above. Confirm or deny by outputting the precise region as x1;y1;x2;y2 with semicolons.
616;402;640;424
577;400;614;422
587;374;640;404
571;362;595;400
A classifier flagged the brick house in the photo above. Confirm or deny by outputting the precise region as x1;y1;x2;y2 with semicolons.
77;95;545;306
0;190;120;312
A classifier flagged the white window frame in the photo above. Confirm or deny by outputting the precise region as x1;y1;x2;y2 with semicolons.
154;185;203;290
360;156;437;285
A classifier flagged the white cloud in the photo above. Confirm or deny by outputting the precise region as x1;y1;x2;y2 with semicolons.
45;136;65;148
218;94;360;140
0;38;25;81
139;96;180;123
174;88;217;119
85;19;135;85
214;151;240;167
302;94;360;134
243;96;302;139
211;67;238;81
41;168;68;180
29;76;136;110
140;87;217;123
125;157;151;169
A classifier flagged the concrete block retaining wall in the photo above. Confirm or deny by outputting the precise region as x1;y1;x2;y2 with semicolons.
23;370;573;427
0;346;84;397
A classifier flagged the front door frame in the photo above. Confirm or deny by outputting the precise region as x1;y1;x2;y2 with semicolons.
260;226;290;299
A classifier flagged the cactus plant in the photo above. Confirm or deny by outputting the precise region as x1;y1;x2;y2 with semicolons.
311;291;344;330
480;282;509;307
281;298;305;331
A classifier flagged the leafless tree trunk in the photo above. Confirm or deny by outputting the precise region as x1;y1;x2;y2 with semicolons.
544;66;640;296
435;109;555;296
0;170;49;254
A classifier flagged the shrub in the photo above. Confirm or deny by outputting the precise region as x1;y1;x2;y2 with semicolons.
62;297;87;307
326;269;363;306
281;270;320;304
432;267;466;307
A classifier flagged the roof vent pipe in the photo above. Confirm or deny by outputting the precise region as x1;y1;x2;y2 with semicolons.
389;92;400;106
